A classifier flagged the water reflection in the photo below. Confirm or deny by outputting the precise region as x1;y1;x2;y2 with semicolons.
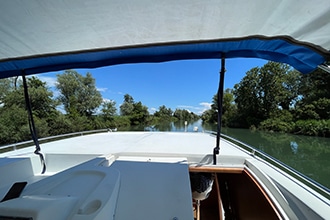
290;141;298;154
217;127;330;189
142;120;203;132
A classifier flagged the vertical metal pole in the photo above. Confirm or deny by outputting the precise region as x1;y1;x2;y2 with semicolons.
196;200;200;220
22;73;46;174
213;54;226;165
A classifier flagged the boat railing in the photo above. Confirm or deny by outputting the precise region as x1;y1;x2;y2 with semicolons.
205;130;330;201
0;129;110;153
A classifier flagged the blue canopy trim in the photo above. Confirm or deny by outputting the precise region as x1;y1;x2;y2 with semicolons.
0;36;329;78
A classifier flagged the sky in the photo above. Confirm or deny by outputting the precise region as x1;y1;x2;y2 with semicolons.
37;58;267;115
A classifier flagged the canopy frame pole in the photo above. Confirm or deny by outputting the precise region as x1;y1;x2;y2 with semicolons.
213;54;226;165
22;72;46;174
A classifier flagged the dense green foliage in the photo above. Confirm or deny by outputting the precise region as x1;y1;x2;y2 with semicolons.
57;70;103;117
0;71;199;145
154;105;173;120
1;61;329;145
202;61;330;137
0;72;115;145
119;94;149;125
173;109;199;121
201;89;237;127
0;77;59;142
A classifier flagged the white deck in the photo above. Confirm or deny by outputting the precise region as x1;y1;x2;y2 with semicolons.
0;132;247;157
0;131;329;219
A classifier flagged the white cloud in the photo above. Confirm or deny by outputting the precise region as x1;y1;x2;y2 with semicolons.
177;105;195;110
112;91;123;95
97;87;108;92
102;98;117;104
177;102;212;115
149;107;157;114
199;102;212;112
106;90;124;95
29;75;61;98
102;98;111;103
34;75;57;88
56;104;66;114
52;90;61;98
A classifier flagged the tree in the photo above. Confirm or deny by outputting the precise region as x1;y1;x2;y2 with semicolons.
294;98;330;120
222;89;237;126
0;78;14;105
201;89;237;126
2;76;57;118
131;101;149;125
233;62;300;127
201;109;213;123
279;69;301;110
173;109;199;121
299;68;330;102
233;66;262;127
46;112;74;135
0;76;58;143
0;105;29;144
101;100;117;121
56;70;102;117
154;105;173;120
119;94;149;125
294;68;330;121
120;94;134;116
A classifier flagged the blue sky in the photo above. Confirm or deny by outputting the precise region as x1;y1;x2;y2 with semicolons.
37;58;267;115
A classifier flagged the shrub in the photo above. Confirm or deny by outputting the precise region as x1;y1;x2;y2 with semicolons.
294;120;330;137
260;118;294;133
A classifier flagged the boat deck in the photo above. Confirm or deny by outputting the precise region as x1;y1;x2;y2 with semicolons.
0;132;328;219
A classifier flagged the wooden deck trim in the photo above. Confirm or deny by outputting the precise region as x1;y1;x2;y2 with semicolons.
214;174;223;220
189;166;243;174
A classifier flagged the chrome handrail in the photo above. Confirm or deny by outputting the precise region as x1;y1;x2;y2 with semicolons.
205;130;330;199
0;129;110;152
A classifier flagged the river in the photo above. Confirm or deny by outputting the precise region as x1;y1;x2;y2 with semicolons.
139;120;330;189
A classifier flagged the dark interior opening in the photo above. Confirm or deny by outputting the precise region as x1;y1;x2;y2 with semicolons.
190;168;281;220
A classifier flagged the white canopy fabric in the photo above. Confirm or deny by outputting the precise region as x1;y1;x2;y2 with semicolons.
0;0;329;78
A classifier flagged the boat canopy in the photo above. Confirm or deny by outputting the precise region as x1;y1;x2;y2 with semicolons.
0;0;329;78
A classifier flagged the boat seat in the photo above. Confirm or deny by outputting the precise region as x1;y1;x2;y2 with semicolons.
0;157;120;220
0;157;34;196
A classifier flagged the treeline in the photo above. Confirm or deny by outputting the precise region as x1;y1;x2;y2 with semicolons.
0;70;198;145
1;61;328;145
202;61;330;137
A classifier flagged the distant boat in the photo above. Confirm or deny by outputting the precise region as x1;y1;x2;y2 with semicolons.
0;1;329;219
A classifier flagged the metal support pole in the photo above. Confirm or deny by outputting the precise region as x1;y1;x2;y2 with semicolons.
213;54;226;165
